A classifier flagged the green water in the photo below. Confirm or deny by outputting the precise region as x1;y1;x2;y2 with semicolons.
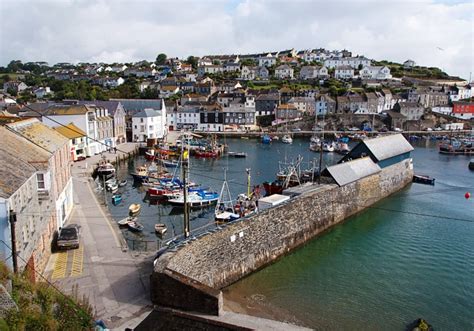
224;143;474;330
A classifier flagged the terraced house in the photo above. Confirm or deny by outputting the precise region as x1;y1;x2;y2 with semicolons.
0;119;73;280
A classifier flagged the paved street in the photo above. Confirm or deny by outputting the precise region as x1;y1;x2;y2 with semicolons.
44;143;154;330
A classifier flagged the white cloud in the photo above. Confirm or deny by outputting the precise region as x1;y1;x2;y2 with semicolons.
0;0;472;78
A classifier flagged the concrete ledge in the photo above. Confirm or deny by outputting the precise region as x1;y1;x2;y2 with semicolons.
150;265;222;315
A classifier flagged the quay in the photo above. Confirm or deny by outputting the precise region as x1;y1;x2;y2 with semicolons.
139;134;415;329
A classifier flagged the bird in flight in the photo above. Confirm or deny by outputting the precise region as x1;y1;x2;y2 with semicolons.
436;47;444;51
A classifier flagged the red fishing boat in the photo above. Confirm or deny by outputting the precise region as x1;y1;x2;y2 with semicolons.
194;149;219;158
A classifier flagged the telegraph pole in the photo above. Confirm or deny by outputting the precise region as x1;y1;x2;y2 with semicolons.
182;149;190;238
9;210;18;274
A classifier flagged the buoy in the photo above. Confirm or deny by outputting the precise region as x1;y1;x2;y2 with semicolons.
465;192;471;199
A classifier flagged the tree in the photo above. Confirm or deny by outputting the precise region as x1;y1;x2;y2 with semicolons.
186;56;198;69
241;59;256;67
156;53;167;65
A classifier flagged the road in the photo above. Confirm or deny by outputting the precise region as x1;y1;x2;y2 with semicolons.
44;143;153;330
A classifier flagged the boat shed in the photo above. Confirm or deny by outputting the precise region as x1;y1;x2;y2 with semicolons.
323;157;381;186
339;134;413;168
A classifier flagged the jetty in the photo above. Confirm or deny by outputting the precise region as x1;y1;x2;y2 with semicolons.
135;134;415;329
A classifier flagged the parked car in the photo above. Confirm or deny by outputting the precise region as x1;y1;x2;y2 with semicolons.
56;224;80;250
292;128;302;132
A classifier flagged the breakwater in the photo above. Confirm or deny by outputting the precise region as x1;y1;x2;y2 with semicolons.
150;157;414;318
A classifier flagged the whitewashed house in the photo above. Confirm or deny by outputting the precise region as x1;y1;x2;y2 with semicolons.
132;109;166;142
33;87;51;99
197;65;224;76
334;66;354;79
258;54;277;67
275;65;294;79
324;56;371;69
359;66;392;80
241;66;256;80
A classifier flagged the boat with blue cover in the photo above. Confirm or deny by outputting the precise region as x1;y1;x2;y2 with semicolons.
168;191;219;208
262;135;272;144
111;194;122;205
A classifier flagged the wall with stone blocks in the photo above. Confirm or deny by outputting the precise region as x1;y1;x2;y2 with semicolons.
152;159;413;313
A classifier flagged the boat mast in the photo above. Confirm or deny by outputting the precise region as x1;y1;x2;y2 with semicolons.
181;145;190;238
246;168;251;197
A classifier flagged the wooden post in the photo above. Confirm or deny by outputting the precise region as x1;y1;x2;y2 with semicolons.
9;210;18;274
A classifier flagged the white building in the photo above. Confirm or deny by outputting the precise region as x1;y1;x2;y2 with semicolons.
258;54;277;67
197;65;224;76
132;109;166;142
359;66;392;80
33;87;51;99
240;66;256;80
324;56;371;69
334;66;354;79
274;65;294;79
42;105;101;156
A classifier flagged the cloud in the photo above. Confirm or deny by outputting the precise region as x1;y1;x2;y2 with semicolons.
0;0;472;78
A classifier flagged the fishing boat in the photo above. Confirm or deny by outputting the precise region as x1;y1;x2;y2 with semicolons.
96;160;115;178
128;203;141;217
127;220;144;232
263;157;303;196
281;134;293;144
168;191;219;208
227;152;247;158
130;166;148;183
118;180;127;187
117;216;136;226
194;149;219;158
145;149;156;161
412;174;435;185
262;135;272;144
111;194;122;205
271;135;280;141
469;158;474;170
154;223;167;236
439;139;474;155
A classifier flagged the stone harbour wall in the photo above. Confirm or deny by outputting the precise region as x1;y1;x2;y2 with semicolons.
151;159;413;313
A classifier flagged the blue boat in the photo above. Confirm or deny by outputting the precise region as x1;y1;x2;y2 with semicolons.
163;160;179;168
111;194;122;205
262;135;272;144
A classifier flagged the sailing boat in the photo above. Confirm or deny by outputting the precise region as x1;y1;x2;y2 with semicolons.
282;108;293;144
215;169;239;222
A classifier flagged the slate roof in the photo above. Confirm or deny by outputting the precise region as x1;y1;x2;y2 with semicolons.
325;157;381;186
54;123;87;139
0;126;51;198
111;98;163;114
133;109;162;118
44;104;92;116
361;134;413;161
77;100;122;115
6;118;68;153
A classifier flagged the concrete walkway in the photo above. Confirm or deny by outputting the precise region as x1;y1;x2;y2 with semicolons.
45;143;154;330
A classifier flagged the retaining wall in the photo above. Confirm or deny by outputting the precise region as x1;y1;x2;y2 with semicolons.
151;159;413;314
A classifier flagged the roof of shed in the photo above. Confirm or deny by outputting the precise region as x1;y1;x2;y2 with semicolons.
362;134;414;161
325;157;381;186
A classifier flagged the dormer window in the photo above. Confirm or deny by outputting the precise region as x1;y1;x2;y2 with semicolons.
37;173;45;189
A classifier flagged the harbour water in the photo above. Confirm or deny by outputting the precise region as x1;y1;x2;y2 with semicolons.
103;137;473;329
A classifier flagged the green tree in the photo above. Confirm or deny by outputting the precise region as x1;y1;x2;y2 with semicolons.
7;60;23;72
186;56;198;69
241;59;256;67
155;53;167;65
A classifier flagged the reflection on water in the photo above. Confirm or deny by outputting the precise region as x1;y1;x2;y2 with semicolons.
224;141;474;330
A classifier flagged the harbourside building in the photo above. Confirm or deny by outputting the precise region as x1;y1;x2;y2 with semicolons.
0;119;73;280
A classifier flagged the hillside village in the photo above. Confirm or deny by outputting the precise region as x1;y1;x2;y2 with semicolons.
1;47;473;156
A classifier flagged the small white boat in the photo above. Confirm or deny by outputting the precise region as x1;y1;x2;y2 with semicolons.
128;220;144;232
154;223;167;236
107;183;118;192
118;216;136;226
129;203;141;217
281;134;293;144
310;136;321;144
215;211;240;222
322;142;335;152
118;180;128;187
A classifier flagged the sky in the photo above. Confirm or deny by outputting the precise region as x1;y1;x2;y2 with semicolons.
0;0;472;79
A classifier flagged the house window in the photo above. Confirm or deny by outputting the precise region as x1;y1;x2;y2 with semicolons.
37;173;45;189
140;118;144;123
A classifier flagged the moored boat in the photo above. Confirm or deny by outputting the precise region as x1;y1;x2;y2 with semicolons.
111;194;122;205
162;159;179;168
194;149;219;158
227;152;247;158
469;158;474;170
128;220;144;232
117;216;136;226
145;149;156;160
129;203;141;217
130;166;148;183
118;180;127;187
322;141;335;152
168;191;219;208
96;160;115;178
335;142;350;154
413;174;435;185
154;223;167;236
281;134;293;144
439;140;474;155
262;135;272;144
